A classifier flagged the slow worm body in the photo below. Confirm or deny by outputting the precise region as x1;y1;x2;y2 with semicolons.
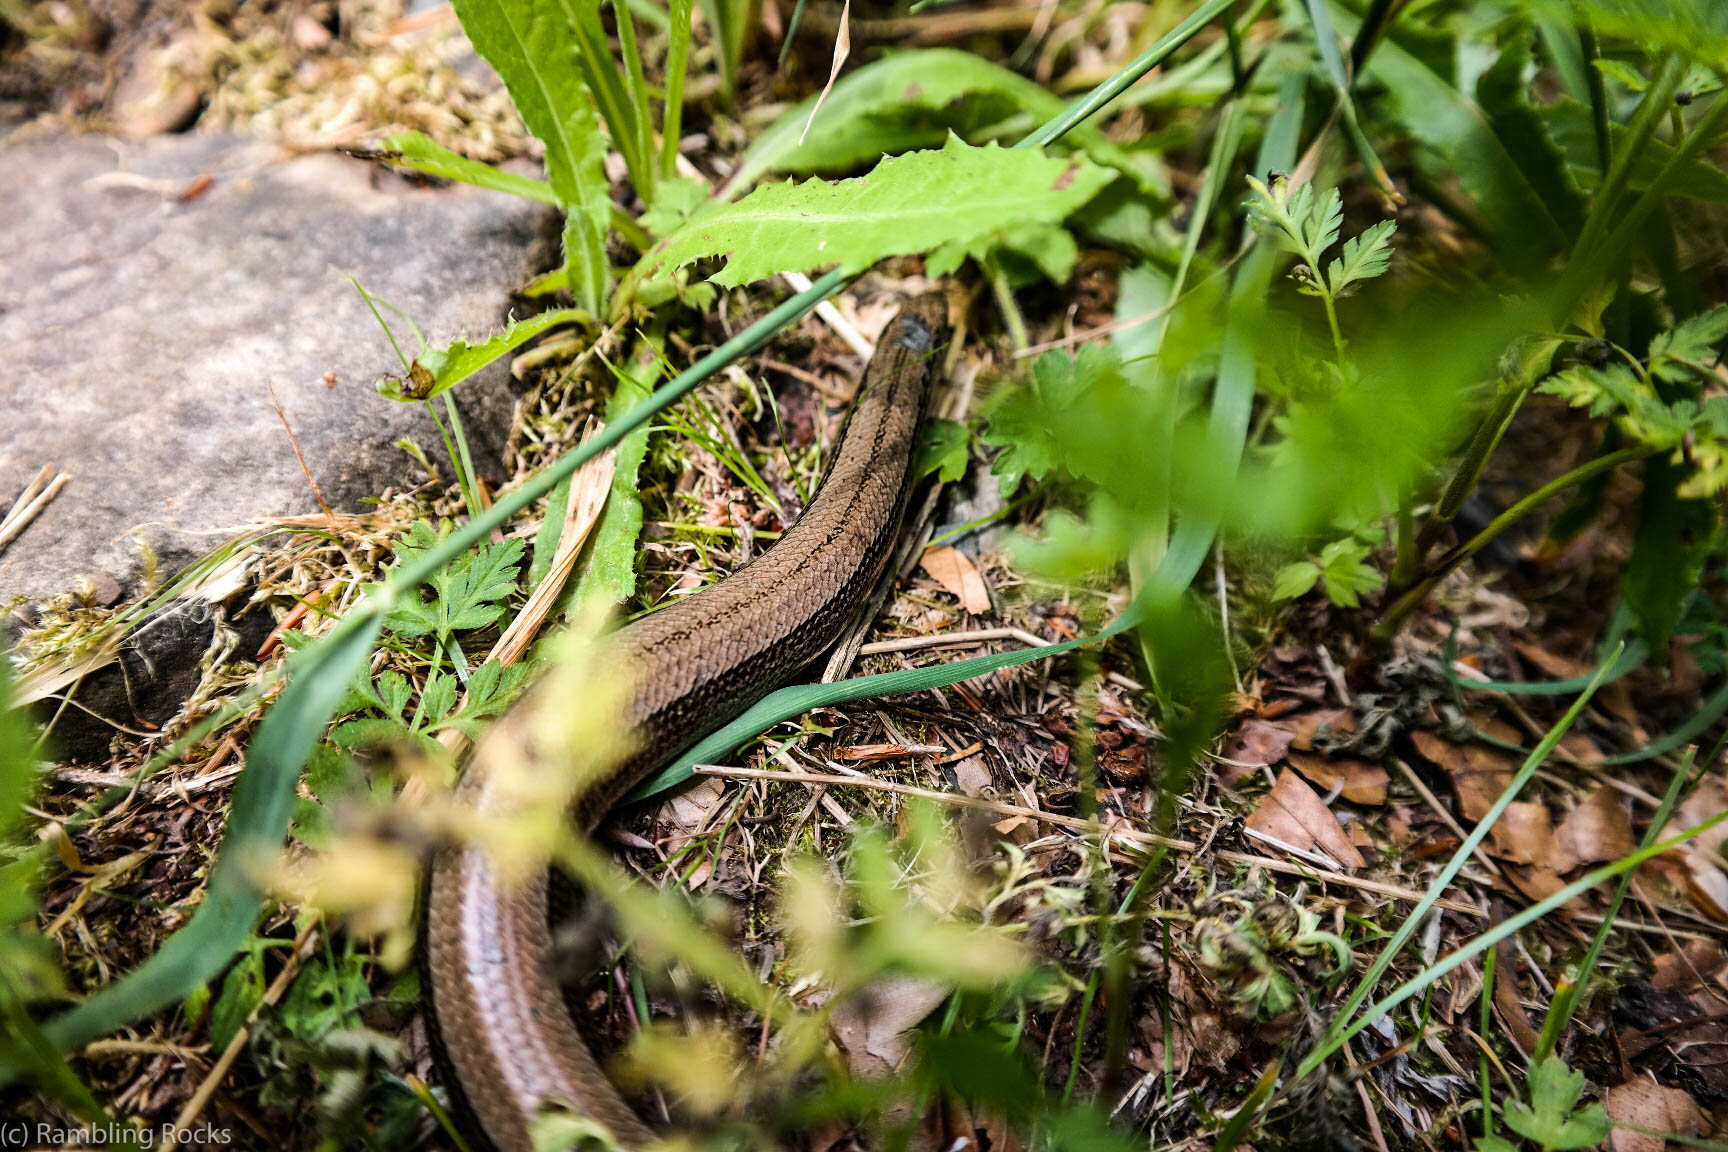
426;295;949;1151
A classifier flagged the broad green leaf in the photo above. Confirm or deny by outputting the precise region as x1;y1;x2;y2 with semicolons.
569;358;658;606
916;418;970;482
1503;1057;1610;1150
1364;32;1566;273
1528;0;1728;64
928;221;1080;286
209;948;266;1051
1273;560;1321;601
377;309;586;402
1592;58;1646;91
636;136;1112;289
1543;101;1728;205
1623;455;1713;653
638;175;712;239
1326;219;1398;297
449;0;611;310
728;48;1163;198
1475;33;1586;237
380;132;559;204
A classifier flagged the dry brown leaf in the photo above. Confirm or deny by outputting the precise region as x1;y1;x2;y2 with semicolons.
1245;770;1367;870
1287;708;1356;751
1488;802;1557;865
1502;862;1578;912
1409;730;1516;822
1223;719;1295;768
1606;1080;1704;1152
654;775;727;842
1514;640;1591;680
1553;786;1636;873
1660;776;1728;922
1286;751;1390;805
919;545;992;614
830;976;951;1078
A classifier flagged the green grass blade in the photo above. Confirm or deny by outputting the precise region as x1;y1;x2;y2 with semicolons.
16;615;384;1064
1535;743;1703;1057
559;0;652;200
452;0;611;312
380;132;561;204
1308;807;1728;1069
628;599;1148;801
1449;640;1647;694
1018;0;1236;151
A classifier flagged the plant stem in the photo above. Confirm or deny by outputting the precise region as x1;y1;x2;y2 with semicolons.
1578;18;1611;176
987;259;1030;351
1375;445;1652;639
1320;290;1346;359
1391;489;1417;590
1421;373;1537;552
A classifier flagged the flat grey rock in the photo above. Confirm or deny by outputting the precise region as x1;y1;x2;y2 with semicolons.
0;132;554;607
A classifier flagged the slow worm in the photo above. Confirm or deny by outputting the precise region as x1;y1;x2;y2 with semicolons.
425;294;950;1151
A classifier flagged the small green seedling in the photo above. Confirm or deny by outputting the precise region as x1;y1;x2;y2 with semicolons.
1479;1057;1610;1152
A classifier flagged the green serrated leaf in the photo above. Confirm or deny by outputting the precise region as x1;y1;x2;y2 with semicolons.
1592;57;1647;91
728;48;1164;200
1305;187;1345;264
1326;219;1398;297
377;309;586;402
1273;560;1321;601
1624;455;1714;653
449;0;610;311
418;670;460;730
330;716;417;749
209;949;266;1051
917;418;971;482
1504;1057;1611;1151
1317;537;1383;608
382;527;525;647
1649;305;1728;378
636;136;1112;289
381;132;560;204
638;175;712;238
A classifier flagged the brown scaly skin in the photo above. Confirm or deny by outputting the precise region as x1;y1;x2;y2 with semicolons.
426;295;951;1152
